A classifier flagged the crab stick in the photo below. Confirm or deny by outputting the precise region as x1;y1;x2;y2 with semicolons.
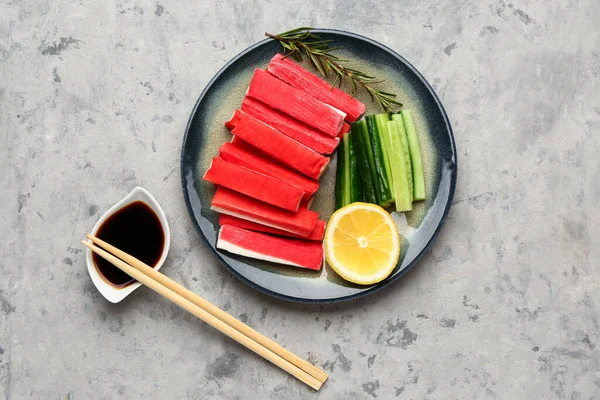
241;97;339;154
211;187;318;236
226;110;329;180
218;142;319;197
246;68;345;137
203;157;305;212
219;215;325;241
267;53;365;122
217;225;323;271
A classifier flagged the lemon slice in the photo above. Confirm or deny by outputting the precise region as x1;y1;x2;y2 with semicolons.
324;202;400;285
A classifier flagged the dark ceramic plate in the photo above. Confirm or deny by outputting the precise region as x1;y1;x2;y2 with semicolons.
181;29;456;303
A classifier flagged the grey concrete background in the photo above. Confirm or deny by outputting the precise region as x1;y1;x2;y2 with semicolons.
1;0;599;399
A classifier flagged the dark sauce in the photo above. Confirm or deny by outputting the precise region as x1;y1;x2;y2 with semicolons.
93;201;165;288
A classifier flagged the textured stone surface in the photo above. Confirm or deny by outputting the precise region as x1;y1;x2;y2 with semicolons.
1;0;599;398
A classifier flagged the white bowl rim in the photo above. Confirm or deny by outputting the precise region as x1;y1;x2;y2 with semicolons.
85;186;171;303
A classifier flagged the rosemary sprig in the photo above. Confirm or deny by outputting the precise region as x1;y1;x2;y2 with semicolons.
265;27;402;112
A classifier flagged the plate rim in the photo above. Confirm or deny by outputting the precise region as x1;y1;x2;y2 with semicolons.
180;28;457;304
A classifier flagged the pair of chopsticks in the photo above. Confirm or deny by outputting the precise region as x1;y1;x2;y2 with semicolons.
82;234;328;390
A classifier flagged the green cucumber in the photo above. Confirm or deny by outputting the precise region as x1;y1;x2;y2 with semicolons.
347;132;363;203
387;120;412;212
335;134;349;210
373;113;394;196
335;132;362;210
365;116;393;206
351;121;378;204
391;113;413;202
400;110;426;201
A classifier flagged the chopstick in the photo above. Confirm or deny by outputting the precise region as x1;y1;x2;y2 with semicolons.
82;236;327;390
85;234;327;382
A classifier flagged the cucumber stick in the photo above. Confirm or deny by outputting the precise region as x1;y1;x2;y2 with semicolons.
351;121;378;204
386;120;412;212
347;132;362;204
335;132;362;210
335;134;348;210
365;116;393;206
391;114;414;202
400;110;426;201
373;113;394;196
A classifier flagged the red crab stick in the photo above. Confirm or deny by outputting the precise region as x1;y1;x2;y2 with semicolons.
219;215;325;241
217;225;323;271
203;157;305;212
241;97;339;154
246;68;345;137
226;110;330;180
211;187;318;236
218;142;319;196
299;194;314;209
267;54;366;122
338;121;351;138
228;138;314;208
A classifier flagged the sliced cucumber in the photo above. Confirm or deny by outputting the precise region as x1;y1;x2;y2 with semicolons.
391;113;413;202
351;121;378;204
401;110;425;201
373;113;394;196
347;132;362;203
365;116;393;206
387;120;412;212
335;133;349;210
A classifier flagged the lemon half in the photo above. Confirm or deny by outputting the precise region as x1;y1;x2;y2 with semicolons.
324;203;400;285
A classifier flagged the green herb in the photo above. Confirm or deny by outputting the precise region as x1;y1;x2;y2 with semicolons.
265;27;402;112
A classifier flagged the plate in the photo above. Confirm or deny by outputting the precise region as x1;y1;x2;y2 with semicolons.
181;29;457;303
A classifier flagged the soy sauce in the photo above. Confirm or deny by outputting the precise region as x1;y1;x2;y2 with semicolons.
93;201;165;288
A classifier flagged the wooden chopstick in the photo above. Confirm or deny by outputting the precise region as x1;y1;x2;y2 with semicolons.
82;239;326;390
86;234;327;383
